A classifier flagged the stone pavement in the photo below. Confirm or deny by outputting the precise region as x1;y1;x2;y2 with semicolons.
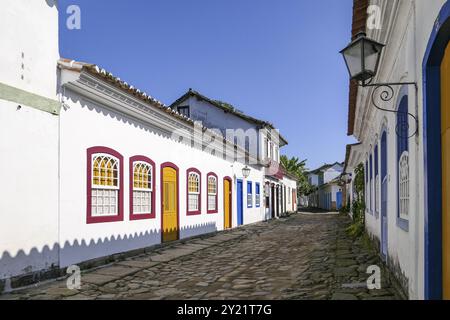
0;212;404;300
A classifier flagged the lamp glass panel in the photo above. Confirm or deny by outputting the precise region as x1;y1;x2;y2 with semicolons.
343;40;363;78
364;42;383;74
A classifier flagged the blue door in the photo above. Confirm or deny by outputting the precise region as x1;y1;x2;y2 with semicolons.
336;192;342;210
381;131;388;259
237;180;244;226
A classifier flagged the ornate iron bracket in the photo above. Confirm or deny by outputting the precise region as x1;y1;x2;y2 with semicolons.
358;81;418;139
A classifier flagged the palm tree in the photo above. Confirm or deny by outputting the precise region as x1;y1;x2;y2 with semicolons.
280;155;312;195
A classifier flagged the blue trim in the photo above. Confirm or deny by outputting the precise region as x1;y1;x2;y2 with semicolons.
380;129;389;260
255;183;260;208
396;94;410;232
370;152;374;214
247;181;253;208
374;144;380;219
237;179;244;226
423;0;450;300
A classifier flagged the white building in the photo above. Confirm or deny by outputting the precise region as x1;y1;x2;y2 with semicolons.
306;162;344;211
0;1;297;291
170;89;297;220
343;0;450;300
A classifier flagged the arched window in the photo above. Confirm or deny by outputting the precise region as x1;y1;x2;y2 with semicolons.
365;159;369;212
370;151;373;214
399;152;409;218
374;144;380;215
130;156;155;220
187;169;201;215
397;95;409;227
87;147;123;224
207;173;218;213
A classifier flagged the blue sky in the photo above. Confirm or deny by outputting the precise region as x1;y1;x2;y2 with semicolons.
59;0;356;170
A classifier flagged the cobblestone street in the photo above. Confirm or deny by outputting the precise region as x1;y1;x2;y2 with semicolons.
0;212;403;300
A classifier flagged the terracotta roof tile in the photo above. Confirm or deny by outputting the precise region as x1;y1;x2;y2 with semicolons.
347;0;369;136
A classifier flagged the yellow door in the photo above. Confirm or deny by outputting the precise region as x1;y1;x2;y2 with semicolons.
162;167;178;242
442;41;450;299
224;179;232;229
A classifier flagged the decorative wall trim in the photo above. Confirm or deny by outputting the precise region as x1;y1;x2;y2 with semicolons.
64;72;257;165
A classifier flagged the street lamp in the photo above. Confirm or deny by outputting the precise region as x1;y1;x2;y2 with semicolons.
340;32;385;85
340;32;418;138
339;173;352;185
242;166;251;179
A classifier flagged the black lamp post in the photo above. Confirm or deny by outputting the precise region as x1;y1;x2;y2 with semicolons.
340;32;418;138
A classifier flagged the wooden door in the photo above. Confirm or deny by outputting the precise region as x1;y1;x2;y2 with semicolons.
224;178;232;229
441;41;450;299
162;166;178;242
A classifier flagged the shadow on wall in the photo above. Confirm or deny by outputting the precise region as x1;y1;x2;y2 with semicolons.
0;222;217;291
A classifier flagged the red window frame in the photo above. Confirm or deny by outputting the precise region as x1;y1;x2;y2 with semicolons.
206;172;218;214
86;146;124;224
129;156;156;221
186;168;202;216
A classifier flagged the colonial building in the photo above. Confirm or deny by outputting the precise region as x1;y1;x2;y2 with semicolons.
306;162;344;210
0;0;297;291
342;0;450;300
170;89;297;220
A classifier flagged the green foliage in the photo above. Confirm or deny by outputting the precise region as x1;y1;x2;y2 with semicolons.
280;155;312;195
339;202;350;215
346;221;365;238
347;163;366;239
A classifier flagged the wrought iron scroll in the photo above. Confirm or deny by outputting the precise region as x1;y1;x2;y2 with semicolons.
360;82;418;139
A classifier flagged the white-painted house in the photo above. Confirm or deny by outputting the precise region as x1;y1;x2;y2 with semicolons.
306;162;344;211
343;0;450;300
0;0;297;291
170;90;297;220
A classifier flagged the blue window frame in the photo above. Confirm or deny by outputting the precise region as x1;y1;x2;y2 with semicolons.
365;160;369;211
255;183;260;207
374;144;379;216
247;181;253;208
370;153;374;213
397;95;409;231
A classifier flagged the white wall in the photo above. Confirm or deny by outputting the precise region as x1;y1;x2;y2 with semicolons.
323;165;343;184
58;88;267;267
0;0;60;280
0;0;59;99
0;101;59;279
173;96;267;161
356;0;447;300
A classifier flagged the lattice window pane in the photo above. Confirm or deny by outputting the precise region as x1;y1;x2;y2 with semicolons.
189;194;199;211
208;195;216;211
91;189;118;217
208;176;217;195
399;152;409;219
133;190;152;214
375;175;380;213
188;173;200;193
